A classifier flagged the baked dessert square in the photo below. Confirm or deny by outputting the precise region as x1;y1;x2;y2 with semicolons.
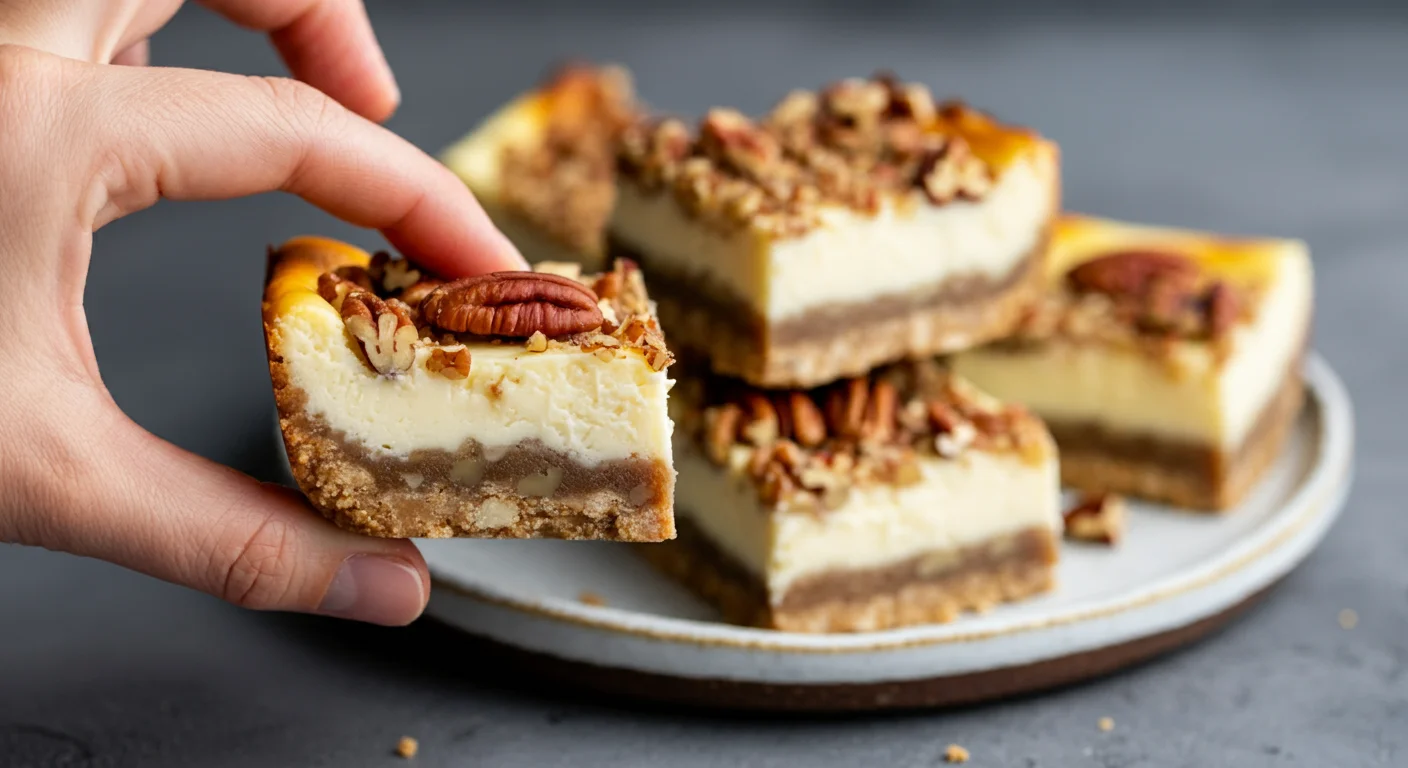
609;74;1061;388
262;237;676;540
441;62;640;270
643;360;1061;633
951;214;1314;510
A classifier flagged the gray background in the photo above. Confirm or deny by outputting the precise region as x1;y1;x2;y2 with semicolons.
2;2;1406;766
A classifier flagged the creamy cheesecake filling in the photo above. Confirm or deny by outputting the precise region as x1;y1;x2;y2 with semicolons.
610;154;1055;324
674;442;1060;599
952;241;1312;450
273;304;674;464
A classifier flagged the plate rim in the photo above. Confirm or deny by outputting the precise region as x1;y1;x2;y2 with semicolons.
425;352;1353;653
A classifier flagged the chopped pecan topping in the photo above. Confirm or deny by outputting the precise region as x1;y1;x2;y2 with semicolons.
619;73;994;237
1063;492;1126;545
421;272;603;337
341;291;417;376
693;361;1044;510
426;345;471;380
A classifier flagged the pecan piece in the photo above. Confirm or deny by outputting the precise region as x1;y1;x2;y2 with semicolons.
861;379;898;443
699;108;780;180
399;278;444;309
739;394;780;446
341;291;417;376
421;272;603;337
704;403;743;465
786;392;828;448
1067;250;1199;298
1204;281;1241;337
426;345;471;380
826;377;870;439
917;136;990;203
1063;492;1126;545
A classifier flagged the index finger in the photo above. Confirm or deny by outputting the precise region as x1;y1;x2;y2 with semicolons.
83;64;525;276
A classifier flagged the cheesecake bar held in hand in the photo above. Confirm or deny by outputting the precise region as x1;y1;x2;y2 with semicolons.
952;215;1313;510
610;74;1061;388
441;63;640;269
645;361;1061;633
262;238;675;540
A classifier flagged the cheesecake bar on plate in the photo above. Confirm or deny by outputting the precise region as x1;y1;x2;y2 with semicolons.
646;360;1061;633
610;74;1061;388
441;63;640;269
262;237;675;540
951;215;1313;510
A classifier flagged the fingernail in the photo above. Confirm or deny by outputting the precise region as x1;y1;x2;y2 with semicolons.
318;555;426;626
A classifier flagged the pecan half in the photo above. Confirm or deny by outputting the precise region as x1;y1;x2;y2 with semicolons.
1063;492;1126;545
704;403;743;465
421;272;603;337
1205;281;1240;337
739;393;780;446
341;291;417;376
860;379;898;443
1067;250;1199;297
786;392;827;448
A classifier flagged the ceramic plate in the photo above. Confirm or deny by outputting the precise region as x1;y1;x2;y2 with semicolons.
287;354;1353;710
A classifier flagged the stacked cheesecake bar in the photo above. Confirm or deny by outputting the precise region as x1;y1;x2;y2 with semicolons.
449;71;1069;631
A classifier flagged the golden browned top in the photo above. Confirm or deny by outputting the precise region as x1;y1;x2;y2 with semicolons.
675;360;1051;512
498;63;641;256
617;73;1053;238
262;237;671;378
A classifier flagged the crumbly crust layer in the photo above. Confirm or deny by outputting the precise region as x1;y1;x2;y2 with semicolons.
1050;354;1305;510
640;521;1058;633
626;233;1047;388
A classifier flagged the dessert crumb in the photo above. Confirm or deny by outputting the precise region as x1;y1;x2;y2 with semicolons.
1338;608;1358;630
943;744;970;763
578;591;607;607
1098;716;1115;732
396;736;418;759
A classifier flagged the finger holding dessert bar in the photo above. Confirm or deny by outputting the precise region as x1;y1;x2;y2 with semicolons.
263;237;676;541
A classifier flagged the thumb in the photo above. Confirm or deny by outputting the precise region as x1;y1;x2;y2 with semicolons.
14;390;428;625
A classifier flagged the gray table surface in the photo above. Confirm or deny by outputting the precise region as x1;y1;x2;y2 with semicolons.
3;3;1406;766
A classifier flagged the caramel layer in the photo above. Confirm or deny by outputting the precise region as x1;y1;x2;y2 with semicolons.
640;519;1058;633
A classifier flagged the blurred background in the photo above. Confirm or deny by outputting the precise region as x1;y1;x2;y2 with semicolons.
5;1;1406;765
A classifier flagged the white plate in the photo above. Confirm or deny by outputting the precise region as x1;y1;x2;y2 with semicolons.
412;353;1351;707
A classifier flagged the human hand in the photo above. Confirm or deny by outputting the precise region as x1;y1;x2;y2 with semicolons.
0;1;526;626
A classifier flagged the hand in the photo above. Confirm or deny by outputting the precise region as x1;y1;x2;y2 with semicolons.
0;1;526;626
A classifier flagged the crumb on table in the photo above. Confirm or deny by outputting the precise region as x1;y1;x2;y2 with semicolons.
578;591;607;607
1099;716;1115;732
944;744;970;763
396;736;418;759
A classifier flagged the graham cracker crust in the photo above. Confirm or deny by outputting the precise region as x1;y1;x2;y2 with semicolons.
1050;359;1305;511
266;341;675;541
640;520;1059;633
615;230;1050;389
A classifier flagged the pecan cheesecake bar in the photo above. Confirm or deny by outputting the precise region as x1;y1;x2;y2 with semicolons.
643;361;1061;633
262;237;675;540
441;62;640;269
610;74;1061;388
951;215;1314;510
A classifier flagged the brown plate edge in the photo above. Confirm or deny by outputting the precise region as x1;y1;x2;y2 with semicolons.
426;580;1278;713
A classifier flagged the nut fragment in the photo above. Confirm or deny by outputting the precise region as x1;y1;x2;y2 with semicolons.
1067;250;1199;297
421;272;603;337
341;291;417;376
704;404;743;465
1063;492;1126;545
787;392;827;448
739;394;780;446
1205;280;1240;337
525;331;549;353
426;345;471;380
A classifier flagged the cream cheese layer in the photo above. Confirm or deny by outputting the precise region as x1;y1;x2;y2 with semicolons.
952;240;1312;450
610;153;1056;323
274;303;674;464
674;442;1060;600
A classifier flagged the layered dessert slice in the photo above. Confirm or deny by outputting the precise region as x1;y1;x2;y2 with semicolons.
609;74;1061;388
951;214;1314;510
441;62;640;269
644;360;1061;633
262;237;675;539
